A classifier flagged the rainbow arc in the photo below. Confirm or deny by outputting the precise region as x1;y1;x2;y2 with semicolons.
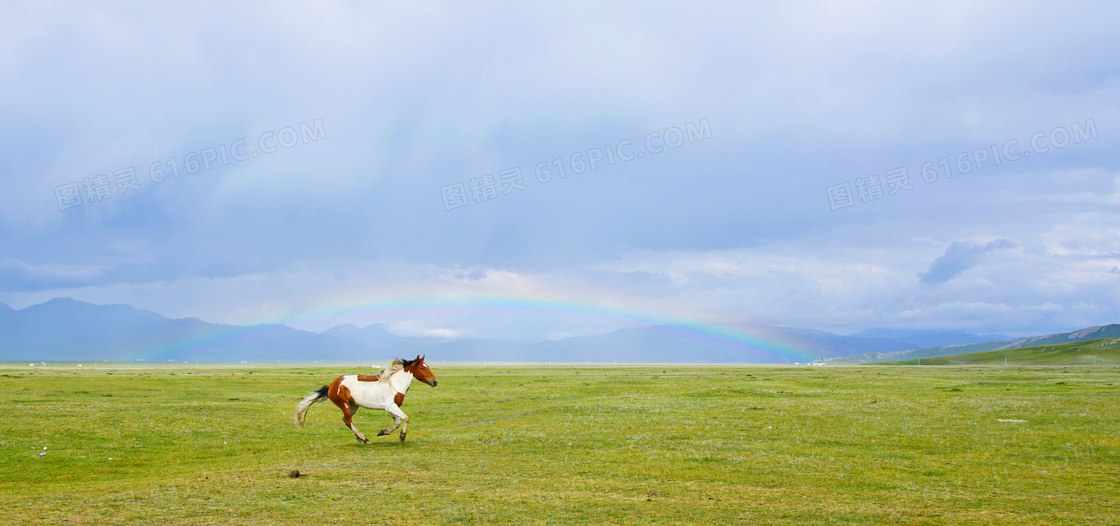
142;294;817;363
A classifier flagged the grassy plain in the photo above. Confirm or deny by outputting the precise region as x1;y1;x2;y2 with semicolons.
1;363;1118;525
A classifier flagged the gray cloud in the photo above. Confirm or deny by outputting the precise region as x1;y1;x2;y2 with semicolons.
918;240;1016;285
1;3;1119;337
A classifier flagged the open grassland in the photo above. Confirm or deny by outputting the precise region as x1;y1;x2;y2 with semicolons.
1;363;1118;525
885;337;1120;366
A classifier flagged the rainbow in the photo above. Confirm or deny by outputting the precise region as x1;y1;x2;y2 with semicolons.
136;294;818;363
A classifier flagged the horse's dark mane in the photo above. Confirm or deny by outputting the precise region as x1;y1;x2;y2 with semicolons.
397;357;417;367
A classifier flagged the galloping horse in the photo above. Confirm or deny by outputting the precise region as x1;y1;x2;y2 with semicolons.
294;355;438;443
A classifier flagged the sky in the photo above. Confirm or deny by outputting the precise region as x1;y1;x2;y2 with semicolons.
1;1;1118;342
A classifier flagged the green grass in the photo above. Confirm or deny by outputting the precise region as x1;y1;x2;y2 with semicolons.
1;363;1118;524
884;337;1120;366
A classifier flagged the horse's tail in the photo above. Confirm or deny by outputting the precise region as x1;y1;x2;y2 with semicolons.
294;385;329;428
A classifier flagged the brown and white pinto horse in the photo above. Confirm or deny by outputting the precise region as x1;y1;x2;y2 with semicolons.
294;355;437;443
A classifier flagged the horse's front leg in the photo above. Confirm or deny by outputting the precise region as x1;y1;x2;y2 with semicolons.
381;404;409;442
377;413;401;437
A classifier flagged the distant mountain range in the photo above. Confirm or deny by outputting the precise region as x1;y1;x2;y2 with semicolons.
0;298;370;363
0;297;1107;364
824;324;1120;364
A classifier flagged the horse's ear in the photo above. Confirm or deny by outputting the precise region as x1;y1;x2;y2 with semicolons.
417;355;423;362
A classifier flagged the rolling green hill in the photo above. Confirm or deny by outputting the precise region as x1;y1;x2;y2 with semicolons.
882;336;1120;365
826;323;1120;364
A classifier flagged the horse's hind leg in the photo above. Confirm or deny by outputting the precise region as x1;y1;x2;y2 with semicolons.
330;385;370;444
344;406;371;444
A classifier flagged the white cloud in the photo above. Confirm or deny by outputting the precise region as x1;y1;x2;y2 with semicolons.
385;320;465;339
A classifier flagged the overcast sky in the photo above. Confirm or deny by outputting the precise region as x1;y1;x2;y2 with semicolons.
2;1;1118;341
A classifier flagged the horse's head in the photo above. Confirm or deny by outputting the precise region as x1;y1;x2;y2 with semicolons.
406;355;438;387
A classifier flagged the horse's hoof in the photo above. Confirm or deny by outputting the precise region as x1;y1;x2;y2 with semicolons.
363;439;371;444
399;433;407;443
378;430;390;436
